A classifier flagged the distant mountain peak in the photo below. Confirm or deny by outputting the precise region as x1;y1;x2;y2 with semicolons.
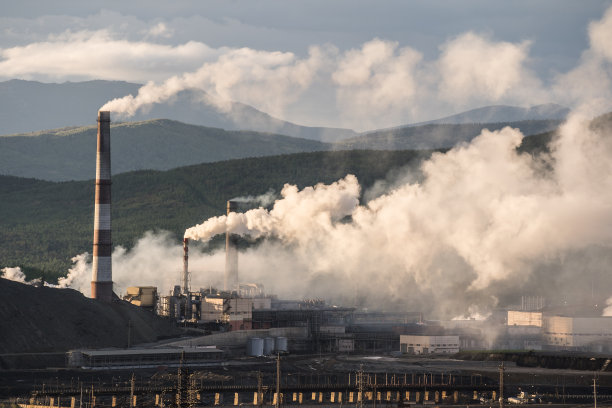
411;104;570;127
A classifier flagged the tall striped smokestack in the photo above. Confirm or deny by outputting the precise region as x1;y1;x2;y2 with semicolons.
224;200;239;292
91;111;113;302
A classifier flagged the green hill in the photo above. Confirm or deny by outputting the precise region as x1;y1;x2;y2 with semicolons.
1;118;565;182
337;120;562;150
0;119;332;181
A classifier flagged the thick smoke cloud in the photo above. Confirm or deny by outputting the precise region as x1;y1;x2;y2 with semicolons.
100;45;326;122
32;111;612;317
437;32;543;106
174;115;612;316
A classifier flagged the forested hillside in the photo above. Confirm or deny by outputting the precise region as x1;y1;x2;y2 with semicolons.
0;149;434;281
0;119;330;181
337;120;562;150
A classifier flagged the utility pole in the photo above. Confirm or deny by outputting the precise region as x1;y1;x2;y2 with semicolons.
177;352;185;408
127;319;132;348
276;353;281;408
499;362;504;408
593;376;597;408
130;373;135;408
357;366;364;408
257;372;263;406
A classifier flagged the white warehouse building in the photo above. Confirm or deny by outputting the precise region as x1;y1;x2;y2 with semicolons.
400;335;460;354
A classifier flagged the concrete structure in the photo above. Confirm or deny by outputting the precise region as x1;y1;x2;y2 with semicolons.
224;200;239;292
543;316;612;351
124;286;157;308
91;111;113;302
400;335;460;354
507;311;543;327
201;296;253;330
252;297;272;310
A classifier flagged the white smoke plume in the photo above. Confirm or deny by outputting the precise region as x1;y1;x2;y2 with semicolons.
56;253;91;290
176;114;612;316
100;45;326;121
230;190;277;208
184;176;360;243
45;112;612;316
1;266;27;283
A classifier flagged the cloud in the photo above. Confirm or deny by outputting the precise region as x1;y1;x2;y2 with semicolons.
0;29;214;82
2;5;612;129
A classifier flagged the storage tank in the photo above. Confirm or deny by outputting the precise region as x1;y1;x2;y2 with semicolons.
275;336;288;353
263;337;275;355
247;337;264;357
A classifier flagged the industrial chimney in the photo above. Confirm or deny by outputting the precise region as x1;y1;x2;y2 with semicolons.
91;111;113;302
183;237;192;319
183;238;189;294
224;200;239;292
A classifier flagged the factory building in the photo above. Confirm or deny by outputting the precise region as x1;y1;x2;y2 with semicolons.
543;316;612;351
123;286;157;309
201;296;253;330
67;346;223;369
399;335;460;354
507;311;543;327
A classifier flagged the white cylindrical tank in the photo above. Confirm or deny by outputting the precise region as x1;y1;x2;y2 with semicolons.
247;337;264;357
264;337;275;355
275;336;288;353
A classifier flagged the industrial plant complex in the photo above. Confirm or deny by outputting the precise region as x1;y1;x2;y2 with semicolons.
3;111;612;408
84;112;612;366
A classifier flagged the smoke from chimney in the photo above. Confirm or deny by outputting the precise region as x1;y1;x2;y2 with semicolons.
91;110;113;302
224;200;239;292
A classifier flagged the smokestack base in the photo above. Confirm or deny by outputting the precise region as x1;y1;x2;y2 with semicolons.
91;281;113;303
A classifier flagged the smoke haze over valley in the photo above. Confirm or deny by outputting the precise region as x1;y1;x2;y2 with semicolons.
2;1;612;319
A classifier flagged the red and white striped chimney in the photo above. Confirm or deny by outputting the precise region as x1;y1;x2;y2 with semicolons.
91;111;113;302
224;200;239;292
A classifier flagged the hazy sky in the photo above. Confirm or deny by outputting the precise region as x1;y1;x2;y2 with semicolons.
1;1;611;128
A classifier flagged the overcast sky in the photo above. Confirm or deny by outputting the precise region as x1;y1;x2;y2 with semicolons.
1;1;611;129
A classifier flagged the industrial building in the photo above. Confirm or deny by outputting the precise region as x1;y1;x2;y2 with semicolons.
67;346;223;369
543;315;612;351
507;310;543;327
399;335;460;354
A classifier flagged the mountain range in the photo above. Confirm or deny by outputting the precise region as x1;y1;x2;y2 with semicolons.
0;79;356;142
1;118;562;181
0;79;569;142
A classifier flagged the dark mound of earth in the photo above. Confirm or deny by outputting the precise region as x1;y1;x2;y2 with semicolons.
0;278;182;354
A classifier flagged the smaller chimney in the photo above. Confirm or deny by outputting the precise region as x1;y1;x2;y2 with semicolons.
183;237;191;320
182;238;189;294
224;201;239;292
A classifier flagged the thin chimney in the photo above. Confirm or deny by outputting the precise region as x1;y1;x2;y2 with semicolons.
91;111;113;302
183;238;189;294
224;200;239;292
